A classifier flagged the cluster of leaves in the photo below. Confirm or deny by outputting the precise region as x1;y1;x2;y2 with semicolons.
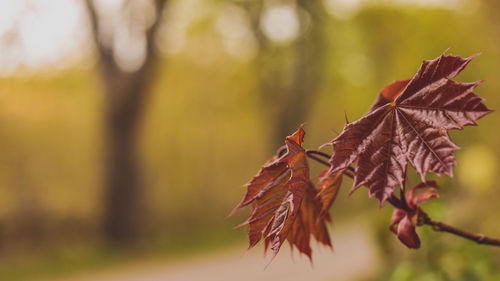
228;127;337;261
230;53;493;261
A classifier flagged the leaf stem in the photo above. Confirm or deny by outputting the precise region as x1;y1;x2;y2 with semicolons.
305;151;331;167
276;145;287;157
305;150;355;178
399;187;411;211
343;170;355;179
387;194;403;210
305;150;331;160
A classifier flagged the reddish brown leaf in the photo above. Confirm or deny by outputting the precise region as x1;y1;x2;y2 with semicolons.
390;208;406;234
326;53;492;203
288;182;332;259
390;209;420;249
316;169;343;218
369;79;411;112
413;189;439;206
406;181;439;209
397;214;421;249
231;126;330;260
390;181;439;249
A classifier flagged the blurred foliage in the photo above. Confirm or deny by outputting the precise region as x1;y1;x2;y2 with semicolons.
0;0;500;280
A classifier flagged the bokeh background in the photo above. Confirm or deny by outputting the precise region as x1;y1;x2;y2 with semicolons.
0;0;499;280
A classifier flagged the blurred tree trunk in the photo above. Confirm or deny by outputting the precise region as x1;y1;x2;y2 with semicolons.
84;0;167;244
243;0;328;149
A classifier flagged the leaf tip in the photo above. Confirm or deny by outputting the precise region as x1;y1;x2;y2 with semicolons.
227;205;241;218
468;52;482;60
234;219;249;229
286;125;306;146
319;141;333;150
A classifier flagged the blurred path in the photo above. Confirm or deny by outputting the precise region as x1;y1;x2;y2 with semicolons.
65;225;379;281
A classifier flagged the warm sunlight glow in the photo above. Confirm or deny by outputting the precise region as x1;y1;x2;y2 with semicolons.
324;0;468;19
215;5;258;61
324;0;366;19
0;0;87;75
0;0;478;75
260;4;300;44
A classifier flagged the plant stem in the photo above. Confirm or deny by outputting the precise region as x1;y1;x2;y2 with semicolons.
387;194;403;210
305;150;331;167
399;187;410;211
305;149;500;247
305;150;355;178
388;196;500;247
305;150;331;160
420;213;500;246
276;145;287;157
306;149;356;172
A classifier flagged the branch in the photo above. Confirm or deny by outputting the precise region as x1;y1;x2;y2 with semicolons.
84;0;168;78
121;0;167;108
387;196;500;247
140;0;167;73
305;149;355;178
83;0;115;71
305;150;331;160
421;212;500;246
304;149;500;247
306;150;330;167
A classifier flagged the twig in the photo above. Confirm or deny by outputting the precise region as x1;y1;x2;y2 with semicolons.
305;148;500;247
305;150;355;178
421;213;500;246
399;186;410;211
305;150;331;167
343;171;354;179
387;194;403;210
276;145;287;157
386;196;500;247
83;0;115;69
305;150;331;160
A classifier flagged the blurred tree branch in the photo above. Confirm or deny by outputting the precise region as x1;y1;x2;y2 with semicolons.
237;0;329;149
84;0;168;245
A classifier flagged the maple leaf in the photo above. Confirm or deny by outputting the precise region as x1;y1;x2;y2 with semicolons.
325;53;493;203
287;183;332;259
230;126;331;260
316;168;343;218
